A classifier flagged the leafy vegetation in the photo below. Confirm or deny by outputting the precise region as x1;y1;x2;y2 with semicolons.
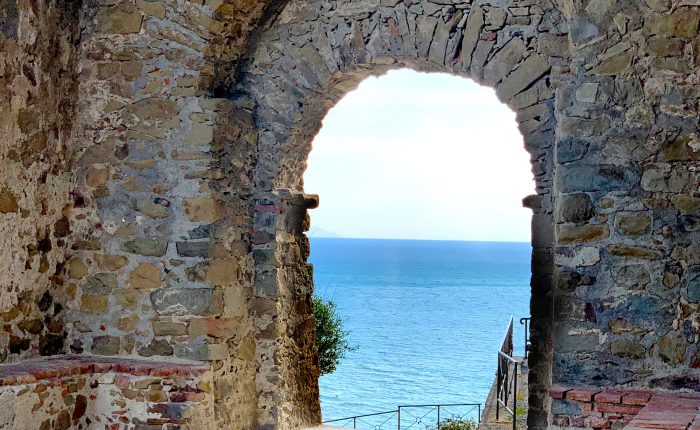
426;418;478;430
313;295;356;375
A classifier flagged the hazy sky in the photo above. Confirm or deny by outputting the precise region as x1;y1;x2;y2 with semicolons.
304;69;535;242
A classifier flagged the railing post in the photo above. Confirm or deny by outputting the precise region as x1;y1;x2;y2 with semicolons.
478;404;481;423
353;417;356;429
496;356;501;420
397;406;401;430
512;361;518;430
437;405;440;430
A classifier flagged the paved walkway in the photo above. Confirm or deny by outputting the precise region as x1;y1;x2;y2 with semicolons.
478;357;528;430
626;392;700;430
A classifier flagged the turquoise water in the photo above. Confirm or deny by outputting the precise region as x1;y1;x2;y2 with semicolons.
310;238;531;425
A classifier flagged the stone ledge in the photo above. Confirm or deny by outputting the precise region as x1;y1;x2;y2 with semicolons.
0;354;209;386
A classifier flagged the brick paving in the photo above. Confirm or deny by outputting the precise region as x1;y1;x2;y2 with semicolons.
550;385;700;429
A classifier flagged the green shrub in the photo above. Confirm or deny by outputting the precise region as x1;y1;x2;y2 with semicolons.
426;418;478;430
313;295;356;375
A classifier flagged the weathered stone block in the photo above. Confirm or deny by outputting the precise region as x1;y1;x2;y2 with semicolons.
121;238;168;257
138;339;173;357
81;295;108;314
615;212;651;237
185;124;214;146
173;338;229;361
67;258;89;279
685;266;700;303
557;193;594;223
92;336;120;355
0;188;18;213
151;288;216;316
128;263;163;289
176;241;212;258
611;264;650;290
672;195;700;215
551;398;582;415
153;320;188;336
124;98;179;122
589;53;632;75
96;254;129;271
84;273;118;294
97;4;142;34
557;224;609;245
611;340;645;359
655;332;687;365
0;0;19;39
557;164;640;193
461;6;484;69
644;9;700;39
116;315;138;332
135;199;170;219
116;289;141;310
183;197;220;222
496;54;550;102
606;245;662;260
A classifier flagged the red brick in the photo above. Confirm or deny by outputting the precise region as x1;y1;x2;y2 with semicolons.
622;391;653;406
568;387;602;402
596;403;643;415
595;389;627;404
549;384;573;399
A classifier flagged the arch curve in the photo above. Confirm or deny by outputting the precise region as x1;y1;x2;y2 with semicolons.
237;1;564;428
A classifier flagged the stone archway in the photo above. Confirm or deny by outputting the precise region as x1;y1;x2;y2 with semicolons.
236;1;566;428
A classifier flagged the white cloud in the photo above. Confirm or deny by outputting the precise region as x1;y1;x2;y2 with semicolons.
304;69;535;242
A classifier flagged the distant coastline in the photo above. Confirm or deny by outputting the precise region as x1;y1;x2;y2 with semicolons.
307;226;342;238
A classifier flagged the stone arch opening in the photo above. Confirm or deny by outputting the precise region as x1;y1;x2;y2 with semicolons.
236;1;564;428
303;67;535;420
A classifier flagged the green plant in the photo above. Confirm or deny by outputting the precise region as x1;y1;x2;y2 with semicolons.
426;418;478;430
313;294;356;375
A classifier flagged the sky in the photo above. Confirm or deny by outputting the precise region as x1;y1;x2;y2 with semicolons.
303;69;535;242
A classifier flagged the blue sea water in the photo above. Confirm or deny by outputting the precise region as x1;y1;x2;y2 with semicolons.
309;238;531;425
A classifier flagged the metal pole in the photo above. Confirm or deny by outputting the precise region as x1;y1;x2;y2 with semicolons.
397;407;400;430
513;362;518;430
353;417;356;429
437;405;440;430
496;356;501;420
478;404;481;423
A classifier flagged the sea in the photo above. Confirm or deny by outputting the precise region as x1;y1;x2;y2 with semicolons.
309;238;531;427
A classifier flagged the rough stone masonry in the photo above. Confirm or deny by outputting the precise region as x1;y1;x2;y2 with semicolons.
0;0;699;429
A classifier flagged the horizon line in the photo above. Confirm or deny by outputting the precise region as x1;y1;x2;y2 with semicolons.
308;236;531;244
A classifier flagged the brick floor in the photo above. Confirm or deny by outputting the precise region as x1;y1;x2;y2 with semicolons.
550;385;700;429
626;392;700;430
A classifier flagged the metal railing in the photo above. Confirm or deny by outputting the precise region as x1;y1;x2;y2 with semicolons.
496;316;518;430
519;317;531;359
323;403;481;429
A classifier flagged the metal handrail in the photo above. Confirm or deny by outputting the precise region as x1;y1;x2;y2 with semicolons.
323;403;481;429
496;317;518;430
324;410;398;423
519;317;531;359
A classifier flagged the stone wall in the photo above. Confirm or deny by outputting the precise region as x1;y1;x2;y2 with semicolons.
236;0;562;427
551;0;700;392
62;1;271;428
0;0;83;362
1;0;700;429
0;355;212;429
